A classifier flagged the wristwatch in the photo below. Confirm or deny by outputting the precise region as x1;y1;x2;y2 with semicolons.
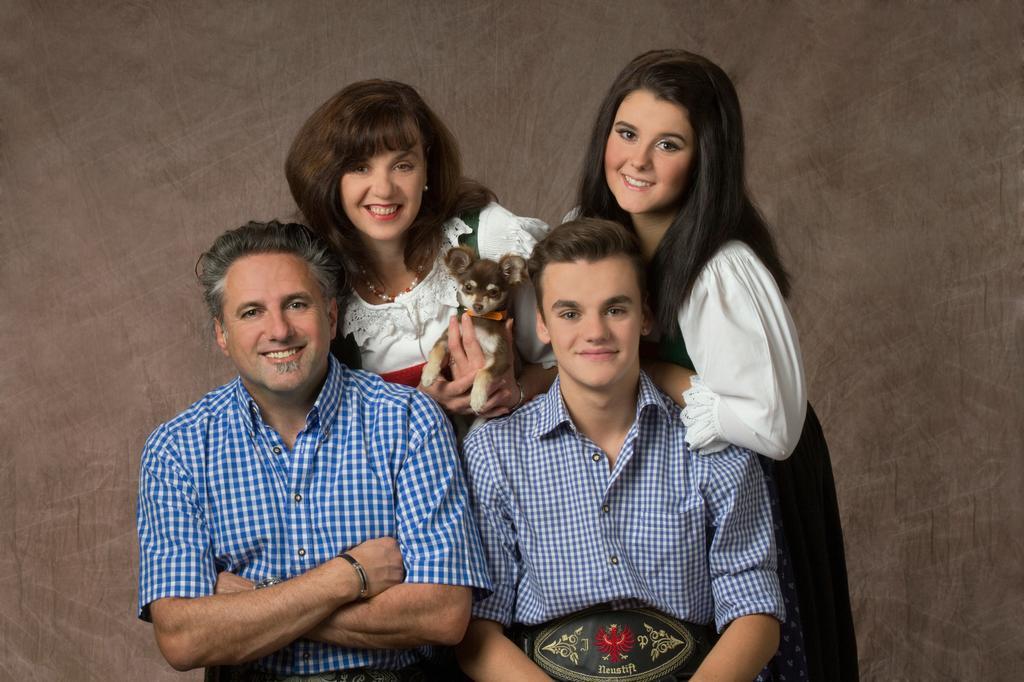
254;576;284;590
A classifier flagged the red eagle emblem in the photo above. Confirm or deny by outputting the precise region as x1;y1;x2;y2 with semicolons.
595;624;634;662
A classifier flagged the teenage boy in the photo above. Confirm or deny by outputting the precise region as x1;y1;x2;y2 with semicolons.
456;218;784;681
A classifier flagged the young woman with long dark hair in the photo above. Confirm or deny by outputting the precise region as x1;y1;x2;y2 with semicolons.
575;50;858;681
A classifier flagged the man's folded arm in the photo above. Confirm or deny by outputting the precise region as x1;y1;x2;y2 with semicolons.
305;583;472;648
149;557;361;671
304;393;490;650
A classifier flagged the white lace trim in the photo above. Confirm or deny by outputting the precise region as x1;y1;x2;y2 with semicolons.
679;375;728;454
445;215;473;247
341;219;470;348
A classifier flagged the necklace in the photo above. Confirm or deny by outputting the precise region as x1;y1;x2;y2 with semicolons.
361;266;424;303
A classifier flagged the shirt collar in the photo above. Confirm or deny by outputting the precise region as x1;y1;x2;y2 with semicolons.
531;370;673;439
531;377;574;438
636;370;674;423
309;355;344;431
232;355;345;437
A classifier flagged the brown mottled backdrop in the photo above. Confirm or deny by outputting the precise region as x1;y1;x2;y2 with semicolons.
1;1;1020;680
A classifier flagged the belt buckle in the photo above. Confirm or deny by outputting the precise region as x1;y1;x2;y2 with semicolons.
527;607;713;681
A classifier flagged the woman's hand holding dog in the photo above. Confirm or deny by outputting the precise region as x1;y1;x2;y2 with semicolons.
419;315;519;417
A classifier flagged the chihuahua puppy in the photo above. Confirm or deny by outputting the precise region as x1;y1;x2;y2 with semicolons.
420;246;527;414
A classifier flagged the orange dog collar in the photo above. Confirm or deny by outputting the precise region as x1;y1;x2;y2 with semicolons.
465;309;509;321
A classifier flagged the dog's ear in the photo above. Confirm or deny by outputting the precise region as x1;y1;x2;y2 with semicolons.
498;254;528;286
445;246;475;276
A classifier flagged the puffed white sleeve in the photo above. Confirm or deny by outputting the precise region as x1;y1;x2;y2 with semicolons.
476;203;556;368
678;242;806;460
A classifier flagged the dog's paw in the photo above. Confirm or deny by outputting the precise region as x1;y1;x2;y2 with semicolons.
470;380;489;414
420;364;440;388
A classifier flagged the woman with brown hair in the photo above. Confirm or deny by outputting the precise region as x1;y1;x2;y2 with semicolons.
286;79;554;416
574;50;858;681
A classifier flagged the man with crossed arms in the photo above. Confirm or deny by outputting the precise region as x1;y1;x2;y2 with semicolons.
137;221;488;679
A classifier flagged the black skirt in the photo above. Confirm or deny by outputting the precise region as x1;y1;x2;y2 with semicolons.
772;404;859;681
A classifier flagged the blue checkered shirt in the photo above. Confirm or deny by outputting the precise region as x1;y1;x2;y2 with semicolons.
462;372;784;632
137;355;490;674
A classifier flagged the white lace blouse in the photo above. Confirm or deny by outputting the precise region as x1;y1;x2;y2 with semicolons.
677;241;807;461
341;203;554;376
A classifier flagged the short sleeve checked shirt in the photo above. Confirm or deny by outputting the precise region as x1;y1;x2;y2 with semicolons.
137;356;490;674
462;372;784;633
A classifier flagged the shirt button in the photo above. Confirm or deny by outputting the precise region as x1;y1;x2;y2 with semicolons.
294;493;302;503
591;453;601;462
272;446;282;454
303;653;311;662
602;505;610;514
297;548;306;557
609;555;619;565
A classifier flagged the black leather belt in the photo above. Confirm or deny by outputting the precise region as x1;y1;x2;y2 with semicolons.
205;657;464;682
208;668;409;682
514;607;717;682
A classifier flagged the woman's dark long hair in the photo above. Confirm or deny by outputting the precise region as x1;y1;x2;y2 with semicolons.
286;79;494;282
577;49;790;336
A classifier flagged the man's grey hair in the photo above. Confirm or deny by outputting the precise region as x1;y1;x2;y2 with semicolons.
196;220;345;320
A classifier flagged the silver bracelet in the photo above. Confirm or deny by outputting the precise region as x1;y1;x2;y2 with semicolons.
337;552;368;599
512;380;526;411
